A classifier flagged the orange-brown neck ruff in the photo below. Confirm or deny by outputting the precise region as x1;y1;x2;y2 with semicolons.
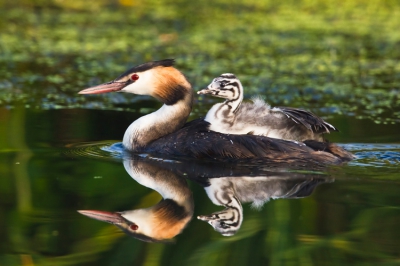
152;67;192;105
150;199;192;240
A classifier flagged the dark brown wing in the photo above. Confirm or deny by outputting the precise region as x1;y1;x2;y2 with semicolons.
274;107;337;134
143;119;352;166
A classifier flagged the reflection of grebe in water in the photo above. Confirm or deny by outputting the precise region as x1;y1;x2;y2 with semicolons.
198;174;330;236
79;158;194;243
78;154;331;241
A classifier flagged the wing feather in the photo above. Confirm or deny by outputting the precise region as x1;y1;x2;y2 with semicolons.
274;107;337;134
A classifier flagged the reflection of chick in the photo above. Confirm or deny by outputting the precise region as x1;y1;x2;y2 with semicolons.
198;175;329;236
79;158;194;242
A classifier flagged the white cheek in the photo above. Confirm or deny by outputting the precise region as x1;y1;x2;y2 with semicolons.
121;209;154;236
120;70;156;95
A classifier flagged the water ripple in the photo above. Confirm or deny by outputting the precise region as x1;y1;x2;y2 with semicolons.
64;142;400;169
64;141;123;161
340;143;400;167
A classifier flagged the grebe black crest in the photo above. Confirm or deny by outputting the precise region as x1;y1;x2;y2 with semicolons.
79;60;353;165
198;73;337;141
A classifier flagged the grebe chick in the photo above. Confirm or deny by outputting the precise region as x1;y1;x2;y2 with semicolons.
198;73;337;141
78;59;353;165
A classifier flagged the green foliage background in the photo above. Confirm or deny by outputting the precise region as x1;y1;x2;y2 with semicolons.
0;0;399;123
1;0;400;265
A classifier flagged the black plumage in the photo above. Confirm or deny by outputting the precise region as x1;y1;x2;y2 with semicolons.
277;106;337;134
142;118;353;165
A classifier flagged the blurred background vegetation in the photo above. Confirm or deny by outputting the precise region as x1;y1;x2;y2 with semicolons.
0;0;399;123
1;0;400;265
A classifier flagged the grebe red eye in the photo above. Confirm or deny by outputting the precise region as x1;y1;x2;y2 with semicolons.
129;224;138;230
130;74;139;81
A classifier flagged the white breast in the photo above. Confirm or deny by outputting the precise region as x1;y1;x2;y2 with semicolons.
205;99;282;136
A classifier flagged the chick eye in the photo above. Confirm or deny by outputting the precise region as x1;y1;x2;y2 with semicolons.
130;74;139;81
220;82;226;88
129;224;138;230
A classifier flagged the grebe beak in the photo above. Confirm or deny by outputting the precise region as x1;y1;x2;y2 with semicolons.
78;81;126;94
78;210;125;224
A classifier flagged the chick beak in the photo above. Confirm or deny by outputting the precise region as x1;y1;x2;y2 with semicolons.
197;88;214;95
197;214;215;222
78;210;125;224
78;81;126;94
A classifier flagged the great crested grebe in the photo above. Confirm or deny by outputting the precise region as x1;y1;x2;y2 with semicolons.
198;73;336;141
78;59;353;164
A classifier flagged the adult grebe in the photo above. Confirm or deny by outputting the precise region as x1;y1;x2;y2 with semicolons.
78;59;353;165
198;73;336;141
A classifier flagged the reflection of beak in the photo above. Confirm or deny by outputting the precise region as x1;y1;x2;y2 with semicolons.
197;214;215;222
78;81;126;94
78;210;125;224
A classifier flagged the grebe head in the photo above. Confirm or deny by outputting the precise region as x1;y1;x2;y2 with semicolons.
198;73;243;101
79;59;192;105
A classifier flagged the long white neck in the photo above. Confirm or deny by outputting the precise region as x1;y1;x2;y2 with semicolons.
123;159;192;207
204;83;244;127
225;78;244;114
121;159;194;240
223;96;242;114
122;93;193;152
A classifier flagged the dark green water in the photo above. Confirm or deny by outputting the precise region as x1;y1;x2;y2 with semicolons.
1;105;400;266
1;1;400;265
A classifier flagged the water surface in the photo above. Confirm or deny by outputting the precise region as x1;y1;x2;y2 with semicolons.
1;107;400;265
1;1;400;265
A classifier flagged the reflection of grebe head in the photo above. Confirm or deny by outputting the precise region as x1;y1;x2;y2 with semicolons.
198;206;242;236
198;195;243;237
78;198;192;242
